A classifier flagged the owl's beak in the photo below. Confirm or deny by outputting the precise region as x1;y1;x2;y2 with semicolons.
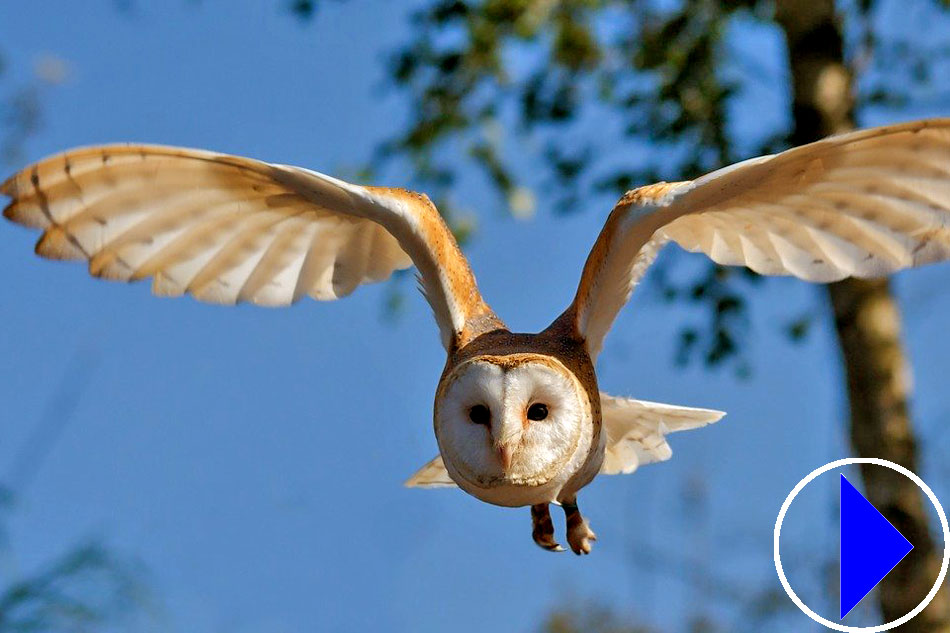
496;444;513;472
491;422;519;474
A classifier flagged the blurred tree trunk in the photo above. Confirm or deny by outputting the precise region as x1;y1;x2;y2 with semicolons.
776;0;949;629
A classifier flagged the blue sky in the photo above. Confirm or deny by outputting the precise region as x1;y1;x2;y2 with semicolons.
1;2;949;632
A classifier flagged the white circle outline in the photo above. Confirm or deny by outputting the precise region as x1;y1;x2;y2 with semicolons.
774;457;950;632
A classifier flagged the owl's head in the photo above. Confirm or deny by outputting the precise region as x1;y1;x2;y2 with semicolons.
434;353;591;504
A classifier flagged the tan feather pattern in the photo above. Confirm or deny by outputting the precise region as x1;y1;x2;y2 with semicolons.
568;118;950;359
2;144;500;349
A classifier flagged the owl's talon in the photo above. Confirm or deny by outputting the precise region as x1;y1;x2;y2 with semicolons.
531;503;564;552
537;540;566;552
561;497;596;555
567;520;596;555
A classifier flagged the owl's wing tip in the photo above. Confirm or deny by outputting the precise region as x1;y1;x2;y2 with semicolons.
404;476;457;489
405;454;458;488
1;174;17;198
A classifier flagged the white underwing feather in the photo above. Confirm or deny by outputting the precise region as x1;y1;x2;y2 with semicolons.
599;394;725;475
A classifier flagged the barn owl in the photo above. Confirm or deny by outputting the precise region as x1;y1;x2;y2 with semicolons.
4;118;950;554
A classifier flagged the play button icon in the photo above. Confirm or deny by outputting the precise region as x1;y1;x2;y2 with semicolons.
775;458;950;631
839;474;913;619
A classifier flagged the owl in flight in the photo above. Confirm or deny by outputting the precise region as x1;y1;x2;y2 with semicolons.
4;119;950;554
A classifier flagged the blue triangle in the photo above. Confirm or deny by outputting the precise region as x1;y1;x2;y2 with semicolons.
840;474;913;619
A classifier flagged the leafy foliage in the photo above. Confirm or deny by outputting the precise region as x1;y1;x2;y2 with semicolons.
542;604;654;633
299;0;784;371
287;0;345;20
0;50;69;167
0;542;147;633
0;482;149;632
0;349;149;633
293;0;950;373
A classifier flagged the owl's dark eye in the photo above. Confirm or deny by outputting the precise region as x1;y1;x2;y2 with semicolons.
469;404;491;426
527;403;549;421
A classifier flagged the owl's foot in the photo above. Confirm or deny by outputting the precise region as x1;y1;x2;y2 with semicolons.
531;504;565;552
562;498;597;555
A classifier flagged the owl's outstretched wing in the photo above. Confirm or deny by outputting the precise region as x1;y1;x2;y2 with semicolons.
2;144;501;350
563;118;950;360
599;394;724;475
